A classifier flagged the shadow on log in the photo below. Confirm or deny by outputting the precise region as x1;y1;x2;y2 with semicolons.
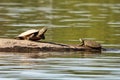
0;38;101;53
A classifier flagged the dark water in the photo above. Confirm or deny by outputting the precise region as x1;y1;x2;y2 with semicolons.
0;0;120;80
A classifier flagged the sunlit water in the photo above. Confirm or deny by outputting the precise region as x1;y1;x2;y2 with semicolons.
0;0;120;80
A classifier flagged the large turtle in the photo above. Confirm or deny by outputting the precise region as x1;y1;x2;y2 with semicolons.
16;27;47;41
79;38;101;49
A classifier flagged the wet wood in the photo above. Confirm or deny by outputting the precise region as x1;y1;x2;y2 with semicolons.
0;38;101;53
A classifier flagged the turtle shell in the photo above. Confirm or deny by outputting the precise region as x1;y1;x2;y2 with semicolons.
17;29;39;40
18;29;38;37
83;40;101;49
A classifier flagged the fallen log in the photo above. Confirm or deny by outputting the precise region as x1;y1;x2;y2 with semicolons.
0;38;101;53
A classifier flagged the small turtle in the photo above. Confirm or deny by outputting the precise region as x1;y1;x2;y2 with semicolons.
16;27;47;41
79;38;101;49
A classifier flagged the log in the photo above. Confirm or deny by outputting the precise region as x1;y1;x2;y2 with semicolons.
0;38;101;53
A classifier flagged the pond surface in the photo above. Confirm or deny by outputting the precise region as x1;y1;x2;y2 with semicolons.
0;51;120;80
0;0;120;80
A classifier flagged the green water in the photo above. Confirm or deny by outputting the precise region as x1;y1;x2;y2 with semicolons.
0;0;120;46
0;0;120;80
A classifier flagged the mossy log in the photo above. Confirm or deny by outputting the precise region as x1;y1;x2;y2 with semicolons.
0;38;101;53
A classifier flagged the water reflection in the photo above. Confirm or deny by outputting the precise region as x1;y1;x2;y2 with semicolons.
0;51;120;80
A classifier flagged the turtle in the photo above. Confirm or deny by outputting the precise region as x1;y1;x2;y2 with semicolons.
79;38;101;49
16;27;47;41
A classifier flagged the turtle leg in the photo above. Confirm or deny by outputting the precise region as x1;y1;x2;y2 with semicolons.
21;36;28;40
36;30;41;38
41;34;45;39
36;32;45;40
37;27;47;38
79;38;84;46
25;37;29;40
28;34;35;40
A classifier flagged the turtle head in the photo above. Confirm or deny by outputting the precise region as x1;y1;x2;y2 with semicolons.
79;38;84;46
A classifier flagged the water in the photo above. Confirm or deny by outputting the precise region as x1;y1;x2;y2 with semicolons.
0;0;120;80
0;51;120;80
